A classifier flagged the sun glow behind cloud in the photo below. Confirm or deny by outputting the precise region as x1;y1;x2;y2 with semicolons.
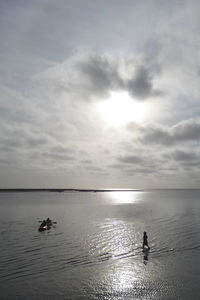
97;91;147;127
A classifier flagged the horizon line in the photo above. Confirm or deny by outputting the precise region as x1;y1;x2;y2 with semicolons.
0;188;200;192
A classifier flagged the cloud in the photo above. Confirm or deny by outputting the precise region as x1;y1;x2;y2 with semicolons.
138;125;173;145
117;155;143;165
172;120;200;141
113;151;158;176
37;51;161;102
168;150;197;161
162;149;200;172
0;114;77;170
126;65;160;99
130;119;200;146
77;54;123;98
108;118;200;179
79;52;162;101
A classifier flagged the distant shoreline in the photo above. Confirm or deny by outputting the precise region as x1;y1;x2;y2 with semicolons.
0;188;143;193
0;188;199;193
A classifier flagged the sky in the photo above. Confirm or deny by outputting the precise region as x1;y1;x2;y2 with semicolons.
1;0;200;189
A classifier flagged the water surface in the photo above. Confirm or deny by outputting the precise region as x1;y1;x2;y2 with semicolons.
1;189;200;299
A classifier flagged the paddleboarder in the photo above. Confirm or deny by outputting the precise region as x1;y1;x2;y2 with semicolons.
143;231;150;250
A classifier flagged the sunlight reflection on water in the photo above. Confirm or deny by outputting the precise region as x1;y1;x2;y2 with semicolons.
107;191;143;204
85;214;148;298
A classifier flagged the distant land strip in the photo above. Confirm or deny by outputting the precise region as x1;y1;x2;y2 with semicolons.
0;188;142;193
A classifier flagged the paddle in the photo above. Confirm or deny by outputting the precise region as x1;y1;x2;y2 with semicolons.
38;220;57;224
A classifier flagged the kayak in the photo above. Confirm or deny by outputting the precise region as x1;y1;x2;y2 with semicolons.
39;225;47;232
38;219;54;232
39;225;52;231
38;223;52;232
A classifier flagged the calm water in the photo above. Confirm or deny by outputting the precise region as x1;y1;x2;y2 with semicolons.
1;189;200;299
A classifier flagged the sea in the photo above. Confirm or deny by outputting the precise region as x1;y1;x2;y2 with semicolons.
0;189;200;300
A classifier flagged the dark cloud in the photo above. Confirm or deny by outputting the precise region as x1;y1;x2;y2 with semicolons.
181;161;200;168
139;126;173;145
0;157;15;167
85;165;106;174
134;120;200;145
51;145;75;155
117;155;143;164
166;150;197;162
161;149;200;172
0;130;55;150
115;153;158;175
78;54;123;97
124;167;157;175
173;120;200;141
75;53;160;101
42;151;75;162
0;124;76;169
80;159;92;164
126;65;159;99
0;139;22;150
108;162;156;176
26;136;50;147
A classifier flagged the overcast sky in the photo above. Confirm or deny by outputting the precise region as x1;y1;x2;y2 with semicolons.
1;0;200;188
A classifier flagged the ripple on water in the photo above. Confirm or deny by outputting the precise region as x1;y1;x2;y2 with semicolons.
1;190;200;299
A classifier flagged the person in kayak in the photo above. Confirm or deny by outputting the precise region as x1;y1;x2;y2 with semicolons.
143;231;150;250
40;220;46;227
46;218;52;226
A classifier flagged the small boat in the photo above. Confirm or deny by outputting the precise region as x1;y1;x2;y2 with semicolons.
38;225;48;232
38;218;53;232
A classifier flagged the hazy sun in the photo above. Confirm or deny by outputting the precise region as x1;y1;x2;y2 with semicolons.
97;91;147;126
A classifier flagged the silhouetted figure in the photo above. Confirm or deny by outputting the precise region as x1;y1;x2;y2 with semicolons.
41;220;46;227
143;231;150;250
46;217;52;224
